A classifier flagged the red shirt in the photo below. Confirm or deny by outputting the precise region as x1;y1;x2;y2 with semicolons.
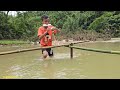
38;25;58;47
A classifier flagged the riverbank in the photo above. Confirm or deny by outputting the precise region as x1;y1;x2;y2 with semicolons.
0;40;29;45
100;38;120;42
52;38;120;46
91;38;120;43
0;38;120;46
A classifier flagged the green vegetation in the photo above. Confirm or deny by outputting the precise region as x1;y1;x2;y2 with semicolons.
0;11;120;43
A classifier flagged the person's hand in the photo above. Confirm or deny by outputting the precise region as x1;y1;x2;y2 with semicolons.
45;27;51;33
51;27;56;30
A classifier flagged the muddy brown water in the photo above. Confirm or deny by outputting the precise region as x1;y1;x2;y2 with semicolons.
0;41;120;79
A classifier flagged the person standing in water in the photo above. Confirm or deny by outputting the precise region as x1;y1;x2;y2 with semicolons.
38;15;60;59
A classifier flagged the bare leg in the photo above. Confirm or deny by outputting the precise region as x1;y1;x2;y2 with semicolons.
43;50;48;59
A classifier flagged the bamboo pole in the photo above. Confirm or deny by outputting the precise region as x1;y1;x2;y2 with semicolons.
0;41;88;55
0;44;69;55
69;46;120;55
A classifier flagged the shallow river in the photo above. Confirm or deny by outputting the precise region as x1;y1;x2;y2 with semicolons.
0;41;120;79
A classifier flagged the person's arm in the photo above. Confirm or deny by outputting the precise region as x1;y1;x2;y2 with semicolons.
51;27;60;32
38;31;48;40
51;27;60;35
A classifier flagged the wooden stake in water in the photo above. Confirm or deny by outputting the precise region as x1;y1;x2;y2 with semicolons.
70;43;73;59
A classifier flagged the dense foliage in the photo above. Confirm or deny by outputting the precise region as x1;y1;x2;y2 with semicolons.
0;11;120;41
